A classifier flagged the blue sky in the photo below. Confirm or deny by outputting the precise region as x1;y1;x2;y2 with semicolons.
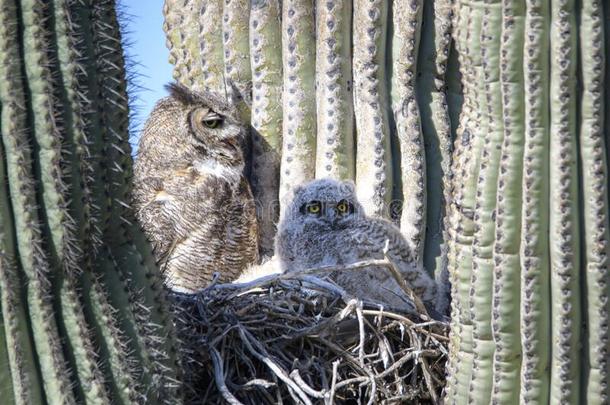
122;0;174;150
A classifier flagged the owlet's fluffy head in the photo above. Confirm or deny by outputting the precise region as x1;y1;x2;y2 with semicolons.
282;178;365;230
137;82;247;170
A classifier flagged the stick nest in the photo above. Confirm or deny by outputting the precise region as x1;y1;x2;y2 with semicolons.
172;266;449;404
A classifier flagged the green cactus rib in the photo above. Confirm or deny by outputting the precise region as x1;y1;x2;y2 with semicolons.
445;3;486;403
579;0;610;402
199;0;225;93
222;0;251;119
0;2;77;404
490;1;526;402
0;282;15;404
467;3;503;403
0;140;42;404
549;0;582;402
315;0;355;180
279;0;316;205
94;249;160;403
177;0;206;89
519;0;551;403
163;0;188;83
354;0;392;219
416;0;454;283
0;258;36;405
88;1;180;400
249;0;283;257
390;0;424;254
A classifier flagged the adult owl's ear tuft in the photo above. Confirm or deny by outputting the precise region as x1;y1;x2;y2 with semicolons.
227;80;252;109
165;81;198;105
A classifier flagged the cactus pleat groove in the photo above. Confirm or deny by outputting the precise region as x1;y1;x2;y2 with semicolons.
417;0;454;277
390;0;425;259
0;0;179;403
249;0;283;256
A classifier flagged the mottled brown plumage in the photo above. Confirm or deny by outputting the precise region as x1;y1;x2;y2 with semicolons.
134;83;258;293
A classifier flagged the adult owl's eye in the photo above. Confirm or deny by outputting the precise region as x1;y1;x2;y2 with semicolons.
306;201;321;214
202;116;223;129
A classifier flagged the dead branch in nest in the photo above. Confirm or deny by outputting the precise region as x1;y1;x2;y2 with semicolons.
172;259;449;404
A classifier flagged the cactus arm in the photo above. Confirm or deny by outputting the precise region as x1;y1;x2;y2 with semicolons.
518;0;551;402
466;3;503;403
279;0;317;206
198;0;225;93
549;0;582;402
489;0;526;402
249;0;283;256
89;2;180;400
222;0;251;118
354;0;393;219
390;0;424;254
315;0;355;180
416;0;454;280
579;1;610;403
0;2;76;403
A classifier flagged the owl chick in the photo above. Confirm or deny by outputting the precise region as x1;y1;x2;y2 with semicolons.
133;83;259;293
275;178;437;310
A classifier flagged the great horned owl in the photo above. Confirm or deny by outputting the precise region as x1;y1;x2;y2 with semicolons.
133;83;259;293
275;178;437;310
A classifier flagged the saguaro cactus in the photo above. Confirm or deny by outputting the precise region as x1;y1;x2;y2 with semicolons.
445;1;610;404
163;0;610;403
0;0;179;404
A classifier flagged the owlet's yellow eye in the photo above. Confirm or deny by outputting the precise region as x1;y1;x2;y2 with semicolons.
307;201;321;214
337;200;349;214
